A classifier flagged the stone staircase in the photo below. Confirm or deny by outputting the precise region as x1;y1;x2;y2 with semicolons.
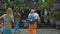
37;23;56;29
19;22;56;29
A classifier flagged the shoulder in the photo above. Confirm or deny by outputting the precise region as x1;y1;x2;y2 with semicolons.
34;13;39;15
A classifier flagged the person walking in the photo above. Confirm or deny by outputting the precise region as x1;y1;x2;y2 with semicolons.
0;8;14;34
28;9;40;34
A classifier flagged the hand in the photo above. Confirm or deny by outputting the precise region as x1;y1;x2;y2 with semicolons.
18;13;20;16
22;20;26;22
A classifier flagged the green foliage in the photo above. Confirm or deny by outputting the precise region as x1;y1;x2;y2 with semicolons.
38;0;54;9
15;0;25;6
0;11;4;16
46;0;54;7
39;0;45;4
41;2;48;9
6;0;25;11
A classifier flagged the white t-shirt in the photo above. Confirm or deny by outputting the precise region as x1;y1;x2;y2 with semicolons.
44;10;48;15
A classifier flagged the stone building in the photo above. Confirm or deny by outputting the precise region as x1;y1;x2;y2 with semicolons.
0;0;7;16
54;0;60;12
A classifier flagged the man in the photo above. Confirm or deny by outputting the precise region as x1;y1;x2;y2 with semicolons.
28;9;40;34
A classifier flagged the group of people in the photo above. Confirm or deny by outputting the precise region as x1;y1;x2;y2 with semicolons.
0;8;40;34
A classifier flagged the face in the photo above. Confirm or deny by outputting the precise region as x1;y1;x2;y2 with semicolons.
16;10;18;12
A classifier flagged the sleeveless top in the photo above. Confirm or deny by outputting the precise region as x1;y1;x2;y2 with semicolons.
0;14;14;24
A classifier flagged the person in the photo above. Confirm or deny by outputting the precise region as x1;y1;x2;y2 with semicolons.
44;9;48;24
28;9;40;34
23;20;29;28
14;10;21;32
0;8;14;34
21;9;30;29
0;19;3;32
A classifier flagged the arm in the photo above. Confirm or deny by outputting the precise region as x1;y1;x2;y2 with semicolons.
0;16;3;19
18;13;21;16
11;16;15;24
27;13;31;20
11;16;15;28
18;13;21;20
11;16;14;23
0;14;6;19
0;14;6;26
35;13;41;23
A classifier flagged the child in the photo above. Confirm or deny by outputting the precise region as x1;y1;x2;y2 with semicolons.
14;10;21;32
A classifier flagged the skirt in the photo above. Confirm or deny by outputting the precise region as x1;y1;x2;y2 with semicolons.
3;24;13;34
3;27;13;34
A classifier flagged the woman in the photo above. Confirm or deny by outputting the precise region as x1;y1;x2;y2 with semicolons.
44;9;48;24
0;8;14;34
28;9;40;34
14;10;21;32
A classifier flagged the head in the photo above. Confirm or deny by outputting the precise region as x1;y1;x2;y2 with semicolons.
14;9;20;18
15;9;19;13
30;9;35;13
14;9;20;15
6;8;13;19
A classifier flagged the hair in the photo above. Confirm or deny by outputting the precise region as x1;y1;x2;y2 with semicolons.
6;8;13;19
30;9;36;13
14;10;20;18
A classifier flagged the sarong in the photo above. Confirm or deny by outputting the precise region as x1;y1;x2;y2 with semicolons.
29;22;37;34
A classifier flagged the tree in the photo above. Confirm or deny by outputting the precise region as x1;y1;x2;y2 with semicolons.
38;0;54;9
6;0;25;11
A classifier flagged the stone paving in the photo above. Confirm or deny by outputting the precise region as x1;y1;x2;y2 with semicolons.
1;29;58;34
